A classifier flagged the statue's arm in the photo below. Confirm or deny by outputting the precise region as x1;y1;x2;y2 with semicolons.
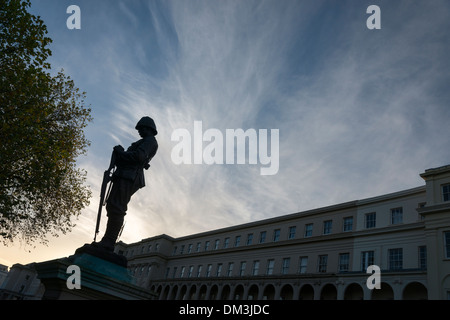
115;139;157;165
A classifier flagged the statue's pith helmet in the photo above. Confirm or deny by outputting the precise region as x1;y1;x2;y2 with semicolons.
135;116;157;135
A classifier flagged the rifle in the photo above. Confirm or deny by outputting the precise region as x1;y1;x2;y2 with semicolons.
94;150;117;242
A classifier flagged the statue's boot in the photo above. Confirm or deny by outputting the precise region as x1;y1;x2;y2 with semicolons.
97;216;124;252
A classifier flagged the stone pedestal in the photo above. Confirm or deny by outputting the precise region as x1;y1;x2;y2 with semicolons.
35;245;156;300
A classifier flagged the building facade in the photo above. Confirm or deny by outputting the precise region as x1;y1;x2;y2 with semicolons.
115;164;450;300
0;264;9;288
0;263;44;300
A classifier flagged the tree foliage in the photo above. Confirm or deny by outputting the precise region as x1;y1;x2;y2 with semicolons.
0;0;93;245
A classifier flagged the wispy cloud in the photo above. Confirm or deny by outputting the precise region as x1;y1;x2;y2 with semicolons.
86;0;450;242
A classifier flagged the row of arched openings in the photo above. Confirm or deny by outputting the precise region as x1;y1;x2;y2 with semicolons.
151;281;428;300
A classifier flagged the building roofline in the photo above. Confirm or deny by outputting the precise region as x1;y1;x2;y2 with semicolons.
356;185;425;206
172;185;425;242
420;164;450;179
182;200;358;239
123;185;426;246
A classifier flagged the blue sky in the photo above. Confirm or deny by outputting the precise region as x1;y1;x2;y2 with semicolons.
1;0;450;267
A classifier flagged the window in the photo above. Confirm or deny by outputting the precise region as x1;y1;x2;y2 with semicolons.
365;212;376;229
273;229;281;242
165;268;170;279
197;265;203;277
443;184;450;202
172;267;178;278
391;207;403;225
338;253;350;272
288;226;296;239
361;251;374;271
304;223;313;238
318;255;328;273
252;260;260;276
216;263;223;277
389;248;403;270
180;245;185;254
445;232;450;259
214;239;220;250
282;258;290;274
259;231;267;243
266;259;275;275
172;246;177;255
343;217;353;232
323;220;332;235
180;266;186;278
187;244;193;253
227;262;234;277
234;235;241;247
204;241;210;251
246;233;253;245
187;266;194;278
206;264;212;277
418;203;426;220
196;242;201;252
418;246;427;270
298;257;308;274
224;237;230;249
239;262;246;276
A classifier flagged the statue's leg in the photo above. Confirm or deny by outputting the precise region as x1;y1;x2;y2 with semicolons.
98;178;138;251
98;215;124;251
98;179;129;250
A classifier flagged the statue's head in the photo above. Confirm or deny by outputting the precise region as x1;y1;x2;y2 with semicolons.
135;116;158;136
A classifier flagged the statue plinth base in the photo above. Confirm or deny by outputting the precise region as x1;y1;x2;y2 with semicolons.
74;242;128;268
35;246;156;300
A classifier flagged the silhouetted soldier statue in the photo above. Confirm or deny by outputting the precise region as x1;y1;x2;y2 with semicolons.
97;116;158;251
